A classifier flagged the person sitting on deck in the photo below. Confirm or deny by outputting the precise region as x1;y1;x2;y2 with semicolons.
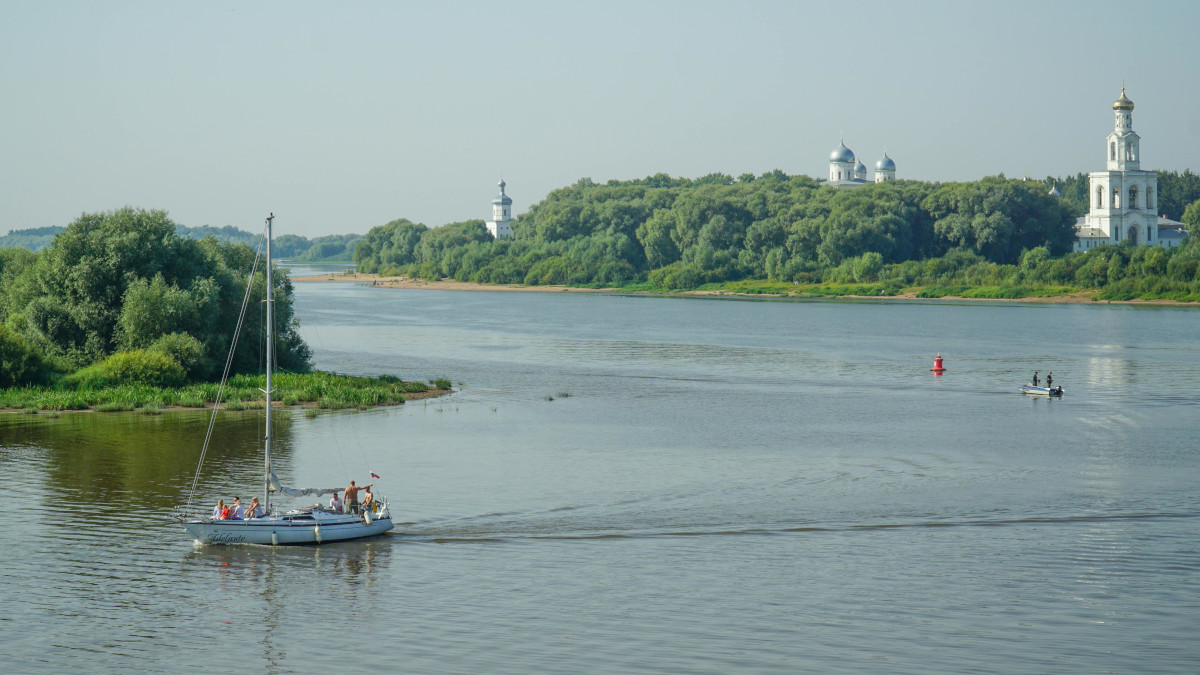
213;499;230;520
244;497;263;519
329;493;343;513
230;496;245;520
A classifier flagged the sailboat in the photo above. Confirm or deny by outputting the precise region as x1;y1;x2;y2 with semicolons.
182;213;394;545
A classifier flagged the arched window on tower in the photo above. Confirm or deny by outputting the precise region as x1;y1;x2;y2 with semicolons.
1096;186;1104;209
1148;187;1155;210
1112;188;1120;209
1129;186;1138;210
1147;225;1153;242
1110;142;1115;160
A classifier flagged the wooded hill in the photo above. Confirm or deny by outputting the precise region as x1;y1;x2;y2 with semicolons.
0;223;362;262
353;171;1200;296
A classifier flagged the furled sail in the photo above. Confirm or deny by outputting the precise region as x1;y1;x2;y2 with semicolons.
268;471;341;498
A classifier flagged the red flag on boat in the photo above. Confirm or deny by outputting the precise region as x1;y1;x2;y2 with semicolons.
371;473;380;479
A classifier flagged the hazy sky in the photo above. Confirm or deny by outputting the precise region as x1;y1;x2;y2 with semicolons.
3;0;1199;238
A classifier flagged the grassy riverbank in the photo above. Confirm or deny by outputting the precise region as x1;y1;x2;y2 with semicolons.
679;280;1196;302
0;371;452;414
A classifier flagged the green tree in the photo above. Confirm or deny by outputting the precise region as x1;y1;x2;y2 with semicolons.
1020;246;1051;273
272;233;312;259
636;211;680;269
1182;198;1200;238
354;218;428;273
1156;170;1200;220
116;275;219;352
853;252;884;282
0;207;310;378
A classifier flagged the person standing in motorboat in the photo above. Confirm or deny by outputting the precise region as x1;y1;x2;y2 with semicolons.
1046;372;1053;389
1031;371;1040;386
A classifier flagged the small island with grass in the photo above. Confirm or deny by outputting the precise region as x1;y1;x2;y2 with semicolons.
0;208;451;414
0;371;453;415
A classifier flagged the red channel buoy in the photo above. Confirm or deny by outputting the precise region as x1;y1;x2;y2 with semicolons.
930;353;946;373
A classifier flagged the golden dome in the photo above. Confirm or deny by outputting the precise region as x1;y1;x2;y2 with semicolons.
1113;86;1134;111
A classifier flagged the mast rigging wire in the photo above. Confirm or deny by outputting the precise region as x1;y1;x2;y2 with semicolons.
180;225;267;517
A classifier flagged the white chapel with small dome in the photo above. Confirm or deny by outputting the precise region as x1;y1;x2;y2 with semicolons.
485;177;514;239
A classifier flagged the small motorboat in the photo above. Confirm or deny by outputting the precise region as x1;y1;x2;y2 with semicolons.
1021;384;1063;397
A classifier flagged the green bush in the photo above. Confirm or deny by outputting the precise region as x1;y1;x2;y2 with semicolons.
0;323;52;387
148;332;205;379
63;350;186;389
853;252;884;282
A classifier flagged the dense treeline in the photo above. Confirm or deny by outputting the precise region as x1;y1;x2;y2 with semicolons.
0;207;311;388
1;224;362;263
351;172;1079;282
181;226;362;261
0;226;65;251
273;232;362;261
353;171;1200;299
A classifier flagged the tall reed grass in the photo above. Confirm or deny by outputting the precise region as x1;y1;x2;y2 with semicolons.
0;371;450;413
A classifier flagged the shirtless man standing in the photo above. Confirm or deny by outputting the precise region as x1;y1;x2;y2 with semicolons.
344;481;373;514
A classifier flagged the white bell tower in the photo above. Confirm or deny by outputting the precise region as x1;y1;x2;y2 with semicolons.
485;177;513;239
1107;85;1140;171
1081;85;1158;246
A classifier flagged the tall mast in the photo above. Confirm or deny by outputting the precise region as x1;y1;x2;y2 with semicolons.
264;212;274;513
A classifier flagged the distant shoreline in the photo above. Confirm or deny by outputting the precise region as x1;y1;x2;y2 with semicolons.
290;272;1197;306
291;272;609;294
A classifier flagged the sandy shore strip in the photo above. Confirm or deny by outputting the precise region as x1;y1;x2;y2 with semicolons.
290;272;1195;305
291;272;612;293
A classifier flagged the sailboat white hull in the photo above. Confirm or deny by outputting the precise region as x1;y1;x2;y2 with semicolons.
185;509;394;545
180;214;398;548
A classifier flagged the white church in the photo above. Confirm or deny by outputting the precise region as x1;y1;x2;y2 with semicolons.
1072;86;1186;251
824;139;896;188
484;177;514;239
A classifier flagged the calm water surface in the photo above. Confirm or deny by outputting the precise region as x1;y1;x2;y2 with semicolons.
2;284;1198;674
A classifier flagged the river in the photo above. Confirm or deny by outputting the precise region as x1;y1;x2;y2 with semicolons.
2;283;1198;673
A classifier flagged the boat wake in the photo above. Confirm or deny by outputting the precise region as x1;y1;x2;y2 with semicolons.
393;509;1200;545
